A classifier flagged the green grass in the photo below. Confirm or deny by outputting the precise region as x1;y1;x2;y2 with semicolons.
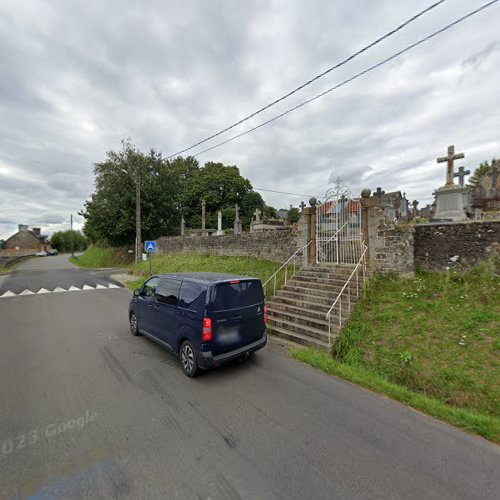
292;348;500;442
70;246;133;269
127;253;282;294
293;262;500;442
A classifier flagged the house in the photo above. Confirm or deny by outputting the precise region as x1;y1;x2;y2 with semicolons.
2;225;52;253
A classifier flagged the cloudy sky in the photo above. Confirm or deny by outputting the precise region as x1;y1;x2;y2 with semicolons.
1;0;499;239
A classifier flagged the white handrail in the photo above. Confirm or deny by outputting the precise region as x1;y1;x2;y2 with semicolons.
263;240;312;296
325;242;367;345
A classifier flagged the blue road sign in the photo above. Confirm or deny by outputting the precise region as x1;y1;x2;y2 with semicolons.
144;240;157;252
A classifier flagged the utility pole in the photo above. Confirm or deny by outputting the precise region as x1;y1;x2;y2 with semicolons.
70;213;74;258
135;157;142;264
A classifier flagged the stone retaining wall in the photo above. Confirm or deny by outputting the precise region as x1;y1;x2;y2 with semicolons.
414;221;499;271
156;229;297;263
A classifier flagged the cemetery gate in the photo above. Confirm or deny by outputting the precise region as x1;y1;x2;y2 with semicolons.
316;190;362;264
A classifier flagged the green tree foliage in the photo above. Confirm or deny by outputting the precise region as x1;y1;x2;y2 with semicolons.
50;230;87;252
468;159;496;188
81;141;270;244
287;207;301;223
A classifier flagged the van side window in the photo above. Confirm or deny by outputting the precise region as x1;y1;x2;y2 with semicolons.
155;278;181;306
178;281;207;314
141;277;159;297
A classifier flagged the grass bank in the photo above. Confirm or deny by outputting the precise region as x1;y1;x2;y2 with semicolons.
293;264;500;442
70;246;133;269
128;253;281;293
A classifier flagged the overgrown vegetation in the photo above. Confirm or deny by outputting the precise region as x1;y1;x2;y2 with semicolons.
294;262;500;441
70;246;133;269
50;229;87;252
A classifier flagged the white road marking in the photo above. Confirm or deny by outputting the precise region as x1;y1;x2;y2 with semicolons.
0;283;123;299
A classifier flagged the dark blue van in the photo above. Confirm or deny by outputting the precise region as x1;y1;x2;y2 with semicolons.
129;273;267;377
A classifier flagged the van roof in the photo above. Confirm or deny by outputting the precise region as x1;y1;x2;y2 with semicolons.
157;272;259;284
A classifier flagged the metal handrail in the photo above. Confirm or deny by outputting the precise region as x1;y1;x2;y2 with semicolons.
325;242;368;345
263;240;312;296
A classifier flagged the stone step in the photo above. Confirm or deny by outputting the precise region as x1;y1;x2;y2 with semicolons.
270;294;332;312
283;284;346;299
302;265;357;274
267;313;339;343
290;275;355;286
267;300;331;319
287;278;357;293
267;309;342;336
278;289;358;307
268;324;332;351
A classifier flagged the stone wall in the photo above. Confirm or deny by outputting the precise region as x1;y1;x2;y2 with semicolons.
414;221;500;271
366;206;414;276
156;229;297;263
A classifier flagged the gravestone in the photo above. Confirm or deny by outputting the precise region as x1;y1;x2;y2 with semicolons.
454;166;470;187
233;204;242;235
433;145;469;221
253;208;262;222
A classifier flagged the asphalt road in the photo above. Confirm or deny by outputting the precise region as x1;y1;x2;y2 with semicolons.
0;257;498;499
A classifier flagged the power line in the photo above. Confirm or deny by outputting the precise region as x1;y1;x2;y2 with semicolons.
192;0;498;158
254;187;319;198
166;1;447;159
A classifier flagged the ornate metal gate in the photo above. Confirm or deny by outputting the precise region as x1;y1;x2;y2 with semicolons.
316;189;362;264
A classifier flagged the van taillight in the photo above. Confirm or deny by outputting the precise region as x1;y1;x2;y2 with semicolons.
264;305;268;324
202;317;212;342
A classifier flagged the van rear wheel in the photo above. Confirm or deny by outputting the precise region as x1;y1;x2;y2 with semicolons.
129;312;140;336
180;340;199;377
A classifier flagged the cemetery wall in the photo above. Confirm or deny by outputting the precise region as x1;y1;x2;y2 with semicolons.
414;221;500;271
366;207;414;276
156;229;297;263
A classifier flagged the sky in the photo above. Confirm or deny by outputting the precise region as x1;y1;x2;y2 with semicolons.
0;0;499;239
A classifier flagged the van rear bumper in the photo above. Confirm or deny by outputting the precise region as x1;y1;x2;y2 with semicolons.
196;333;267;370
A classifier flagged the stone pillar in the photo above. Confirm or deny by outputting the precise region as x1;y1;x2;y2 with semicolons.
307;197;318;265
216;210;223;236
201;199;206;236
234;204;242;235
181;216;185;237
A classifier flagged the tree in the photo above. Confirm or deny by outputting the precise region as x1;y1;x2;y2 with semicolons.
240;191;265;229
287;207;301;223
80;141;185;245
50;230;87;252
468;159;495;188
262;205;277;218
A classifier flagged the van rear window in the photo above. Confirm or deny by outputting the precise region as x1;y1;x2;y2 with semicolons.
211;280;263;310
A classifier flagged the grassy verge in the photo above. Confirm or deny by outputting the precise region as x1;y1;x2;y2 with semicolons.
70;246;133;269
127;253;281;293
292;348;500;442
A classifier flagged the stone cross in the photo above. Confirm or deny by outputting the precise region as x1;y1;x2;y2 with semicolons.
299;201;306;212
181;216;185;237
254;208;262;222
412;200;419;217
453;166;470;187
437;145;464;186
374;187;385;197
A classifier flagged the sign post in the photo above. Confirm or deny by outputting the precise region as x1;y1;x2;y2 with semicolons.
144;240;157;276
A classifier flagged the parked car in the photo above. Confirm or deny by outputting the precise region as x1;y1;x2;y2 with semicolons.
129;273;267;377
47;249;58;256
35;250;47;256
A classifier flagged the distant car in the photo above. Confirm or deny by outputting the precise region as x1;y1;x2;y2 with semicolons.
47;249;58;256
35;251;47;256
129;273;267;377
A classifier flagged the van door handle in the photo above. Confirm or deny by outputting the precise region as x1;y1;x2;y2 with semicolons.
232;315;242;320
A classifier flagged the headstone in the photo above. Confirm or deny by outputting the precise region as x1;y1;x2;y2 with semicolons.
233;204;242;235
433;145;469;221
253;208;262;222
300;201;306;212
216;210;223;235
181;216;185;237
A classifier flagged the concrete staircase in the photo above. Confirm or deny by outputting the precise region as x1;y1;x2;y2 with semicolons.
266;265;361;351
